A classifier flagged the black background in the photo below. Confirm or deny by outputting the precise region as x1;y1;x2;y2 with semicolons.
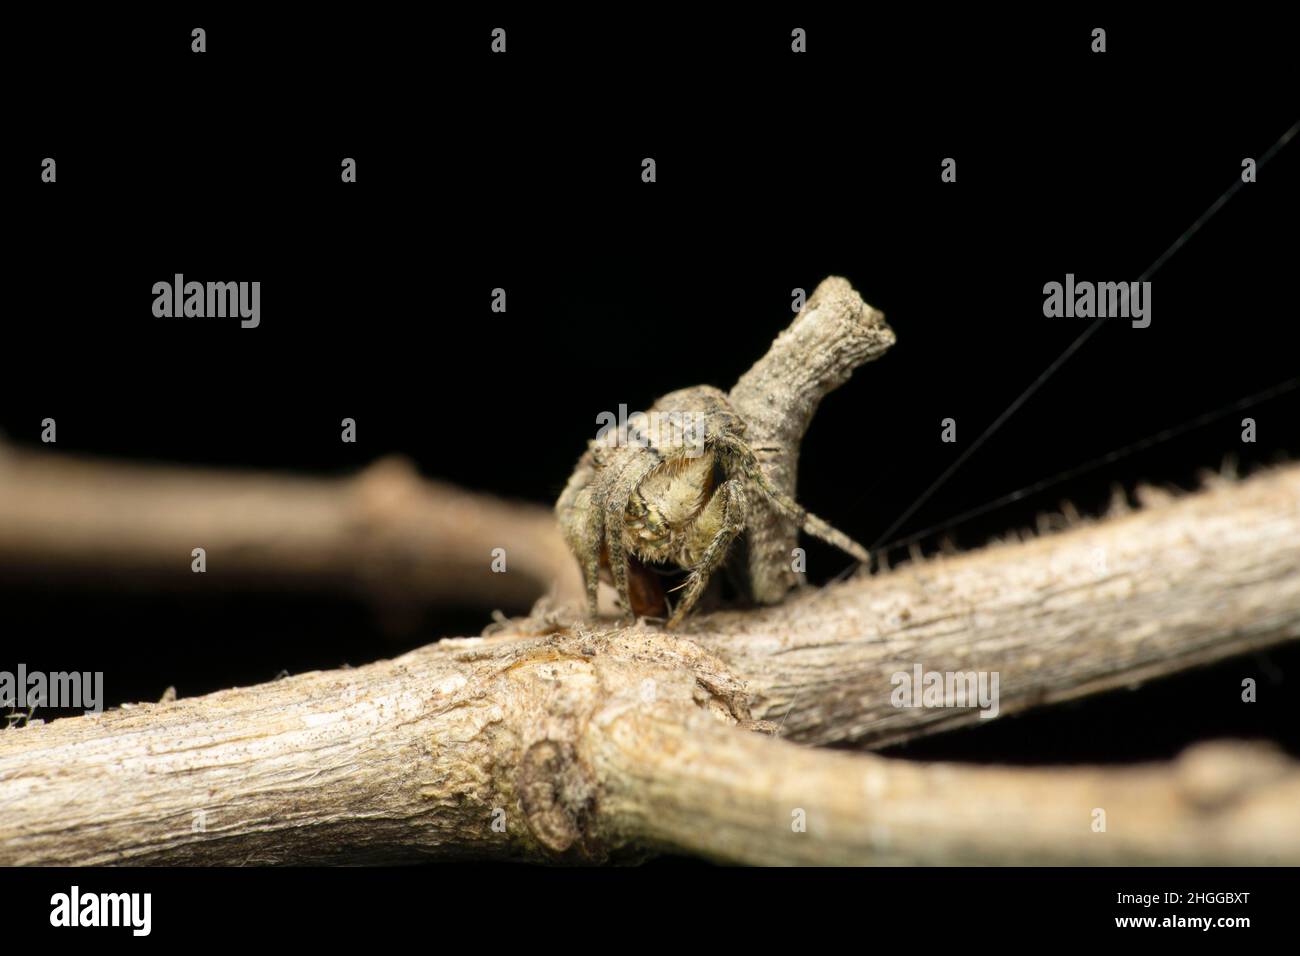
2;6;1298;926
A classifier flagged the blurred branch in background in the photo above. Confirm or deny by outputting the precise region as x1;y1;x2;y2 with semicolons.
0;443;582;620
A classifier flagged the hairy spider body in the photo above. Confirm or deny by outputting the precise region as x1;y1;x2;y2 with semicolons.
557;385;869;627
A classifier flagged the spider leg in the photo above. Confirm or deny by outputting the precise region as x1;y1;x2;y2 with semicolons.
555;452;604;618
715;434;871;563
667;478;747;628
603;452;662;620
606;512;631;617
582;505;605;618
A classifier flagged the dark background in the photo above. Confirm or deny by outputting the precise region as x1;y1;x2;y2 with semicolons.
3;10;1297;772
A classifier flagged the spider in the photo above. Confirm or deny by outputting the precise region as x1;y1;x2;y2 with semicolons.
556;385;870;627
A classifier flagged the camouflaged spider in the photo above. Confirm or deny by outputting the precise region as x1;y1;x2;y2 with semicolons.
556;384;870;627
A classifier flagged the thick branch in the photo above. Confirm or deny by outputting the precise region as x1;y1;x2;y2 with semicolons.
2;623;1297;866
600;705;1300;865
691;463;1300;747
2;464;1298;865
